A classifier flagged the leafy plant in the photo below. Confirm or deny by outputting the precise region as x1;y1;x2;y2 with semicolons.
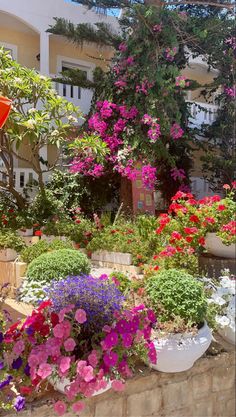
20;239;74;264
146;269;208;331
0;231;25;252
26;249;91;283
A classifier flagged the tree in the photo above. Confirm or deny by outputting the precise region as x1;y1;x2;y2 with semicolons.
0;48;81;208
49;5;197;202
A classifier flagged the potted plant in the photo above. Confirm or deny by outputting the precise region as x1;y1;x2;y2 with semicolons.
208;271;235;345
1;276;156;415
145;268;212;372
0;231;25;261
16;213;35;237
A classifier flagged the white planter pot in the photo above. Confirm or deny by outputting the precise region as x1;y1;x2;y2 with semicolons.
0;248;18;262
205;233;235;259
91;250;132;265
18;228;33;237
150;321;212;373
51;377;111;396
218;325;235;345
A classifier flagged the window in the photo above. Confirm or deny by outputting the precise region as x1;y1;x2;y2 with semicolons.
61;63;88;100
0;42;17;60
20;172;25;188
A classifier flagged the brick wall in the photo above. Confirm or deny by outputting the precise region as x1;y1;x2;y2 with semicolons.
8;337;235;417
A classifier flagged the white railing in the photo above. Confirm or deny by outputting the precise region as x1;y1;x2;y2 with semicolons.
188;101;219;127
51;78;93;115
0;168;51;193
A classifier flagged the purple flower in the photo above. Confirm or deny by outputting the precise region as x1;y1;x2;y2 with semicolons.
0;375;12;390
12;357;23;370
0;332;3;343
24;363;30;376
14;396;25;412
0;362;4;370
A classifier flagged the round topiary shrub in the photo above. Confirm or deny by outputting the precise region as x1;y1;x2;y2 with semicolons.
26;249;90;283
145;268;208;326
20;239;74;264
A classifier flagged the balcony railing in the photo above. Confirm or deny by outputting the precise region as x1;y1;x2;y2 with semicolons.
188;101;219;127
0;168;50;194
51;78;93;115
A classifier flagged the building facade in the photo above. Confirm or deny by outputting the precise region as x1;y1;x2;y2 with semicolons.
0;0;218;199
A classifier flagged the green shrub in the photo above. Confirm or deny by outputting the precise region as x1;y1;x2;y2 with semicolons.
26;249;90;283
145;269;208;326
20;239;74;264
0;231;25;252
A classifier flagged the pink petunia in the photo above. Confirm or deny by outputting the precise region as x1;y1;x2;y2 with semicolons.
72;401;85;414
88;351;98;368
64;338;76;352
103;351;118;368
75;309;87;324
59;356;71;374
54;401;67;416
37;363;52;379
13;340;25;355
112;380;125;392
80;365;94;382
104;332;119;349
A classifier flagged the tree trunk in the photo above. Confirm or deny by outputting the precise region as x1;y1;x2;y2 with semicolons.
8;187;27;209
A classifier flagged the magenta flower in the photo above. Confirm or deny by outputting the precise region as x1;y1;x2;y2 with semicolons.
104;332;119;349
75;309;87;324
103;351;118;368
13;340;25;356
170;123;184;140
122;333;133;348
148;342;157;364
88;351;98;368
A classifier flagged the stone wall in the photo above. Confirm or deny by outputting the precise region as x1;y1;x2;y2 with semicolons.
7;338;235;417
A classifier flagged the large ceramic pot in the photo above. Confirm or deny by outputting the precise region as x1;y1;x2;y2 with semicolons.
205;233;235;259
51;377;111;396
218;326;235;345
150;321;212;373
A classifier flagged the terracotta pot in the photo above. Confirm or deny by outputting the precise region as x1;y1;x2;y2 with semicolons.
0;96;12;128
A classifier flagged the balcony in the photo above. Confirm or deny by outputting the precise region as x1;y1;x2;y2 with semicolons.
52;79;93;115
188;101;219;128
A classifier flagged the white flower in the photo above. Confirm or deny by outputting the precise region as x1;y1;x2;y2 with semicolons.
39;75;47;80
68;115;78;123
211;294;227;306
25;119;36;129
28;108;37;114
14;77;22;84
215;315;230;327
51;129;59;137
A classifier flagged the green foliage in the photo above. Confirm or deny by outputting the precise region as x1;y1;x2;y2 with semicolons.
109;272;132;294
146;269;208;326
0;231;25;252
20;239;74;264
47;170;120;217
26;249;91;283
29;190;68;225
87;220;152;265
0;48;81;207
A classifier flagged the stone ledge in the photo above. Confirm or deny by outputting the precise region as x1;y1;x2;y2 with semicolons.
4;343;235;417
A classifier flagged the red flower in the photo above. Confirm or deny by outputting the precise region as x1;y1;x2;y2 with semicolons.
39;324;50;337
37;300;52;311
183;227;198;235
34;230;42;237
51;312;59;327
217;204;226;211
223;184;230;190
185;236;193;243
75;219;81;224
205;217;215;224
232;181;236;189
198;237;205;246
20;386;33;395
171;231;182;240
137;288;145;296
153;265;160;271
153;255;159;260
189;215;199;223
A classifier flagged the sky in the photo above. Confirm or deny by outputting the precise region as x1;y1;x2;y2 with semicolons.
64;0;120;16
